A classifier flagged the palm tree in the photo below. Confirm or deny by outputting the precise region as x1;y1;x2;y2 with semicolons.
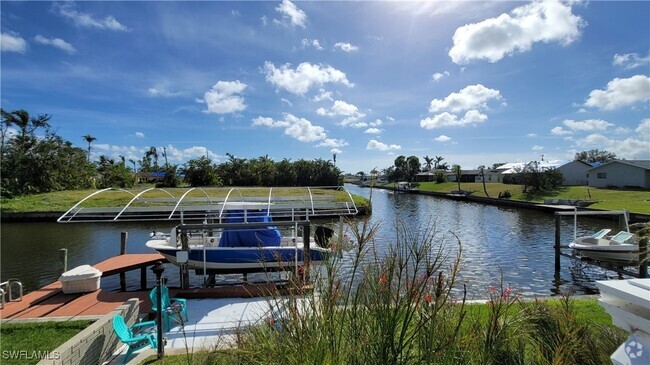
2;109;51;153
434;155;444;170
146;146;159;170
479;165;489;198
82;135;96;162
423;155;434;171
452;164;462;192
128;159;137;172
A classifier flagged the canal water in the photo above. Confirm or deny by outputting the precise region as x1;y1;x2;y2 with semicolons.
1;184;625;299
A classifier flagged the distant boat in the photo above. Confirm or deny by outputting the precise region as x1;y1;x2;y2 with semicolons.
395;182;417;193
569;229;640;264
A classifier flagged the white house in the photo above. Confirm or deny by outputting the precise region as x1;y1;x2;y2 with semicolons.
557;160;592;186
586;160;650;188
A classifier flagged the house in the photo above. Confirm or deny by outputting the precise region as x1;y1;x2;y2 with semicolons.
557;160;592;186
586;160;650;188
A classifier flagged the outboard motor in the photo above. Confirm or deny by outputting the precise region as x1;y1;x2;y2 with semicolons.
314;226;335;248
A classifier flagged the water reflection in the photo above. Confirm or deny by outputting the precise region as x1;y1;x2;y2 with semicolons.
0;184;630;298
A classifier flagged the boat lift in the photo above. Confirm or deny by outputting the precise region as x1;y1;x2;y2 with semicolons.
554;209;648;278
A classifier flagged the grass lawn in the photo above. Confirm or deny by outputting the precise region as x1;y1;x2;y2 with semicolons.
0;320;93;364
408;182;650;214
1;187;370;214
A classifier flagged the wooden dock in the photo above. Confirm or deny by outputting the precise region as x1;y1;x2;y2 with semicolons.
0;253;166;321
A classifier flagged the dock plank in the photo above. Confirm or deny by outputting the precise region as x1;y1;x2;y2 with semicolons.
0;281;63;319
94;253;166;277
47;290;152;317
13;292;81;319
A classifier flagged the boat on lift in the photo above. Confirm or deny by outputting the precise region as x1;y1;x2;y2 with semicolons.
58;186;359;275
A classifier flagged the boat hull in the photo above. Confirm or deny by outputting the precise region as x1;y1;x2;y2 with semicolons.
569;237;639;264
147;241;330;272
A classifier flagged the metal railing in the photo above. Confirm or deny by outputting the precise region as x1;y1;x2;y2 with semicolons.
0;279;23;309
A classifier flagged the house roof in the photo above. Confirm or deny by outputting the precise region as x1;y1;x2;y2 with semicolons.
586;160;650;171
559;160;593;169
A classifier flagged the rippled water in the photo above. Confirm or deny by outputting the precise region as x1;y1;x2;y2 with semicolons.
1;184;626;298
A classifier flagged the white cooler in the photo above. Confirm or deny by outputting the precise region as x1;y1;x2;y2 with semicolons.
59;265;102;294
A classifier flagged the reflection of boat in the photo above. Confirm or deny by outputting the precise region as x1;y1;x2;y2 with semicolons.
569;230;640;264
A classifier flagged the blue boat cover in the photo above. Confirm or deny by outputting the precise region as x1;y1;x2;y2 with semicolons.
218;210;282;247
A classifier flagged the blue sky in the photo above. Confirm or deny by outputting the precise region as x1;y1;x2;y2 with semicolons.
2;1;649;174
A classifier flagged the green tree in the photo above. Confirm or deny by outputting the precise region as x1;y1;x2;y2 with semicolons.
405;155;421;182
184;157;220;187
434;155;444;169
97;155;135;188
422;155;434;171
574;149;617;163
1;110;94;196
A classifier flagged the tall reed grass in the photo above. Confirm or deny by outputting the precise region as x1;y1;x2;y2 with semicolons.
177;216;626;365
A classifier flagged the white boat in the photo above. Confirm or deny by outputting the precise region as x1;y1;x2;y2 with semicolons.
569;230;640;264
58;186;358;277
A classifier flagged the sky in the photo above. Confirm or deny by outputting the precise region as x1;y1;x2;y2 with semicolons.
1;0;649;174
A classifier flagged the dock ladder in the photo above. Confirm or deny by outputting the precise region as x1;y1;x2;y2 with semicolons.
0;279;24;309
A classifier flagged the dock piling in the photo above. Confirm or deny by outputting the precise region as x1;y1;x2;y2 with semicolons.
120;232;128;291
554;215;561;273
639;237;648;278
59;248;68;274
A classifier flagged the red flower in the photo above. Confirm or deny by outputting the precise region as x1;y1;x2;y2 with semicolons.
423;294;432;304
379;272;388;286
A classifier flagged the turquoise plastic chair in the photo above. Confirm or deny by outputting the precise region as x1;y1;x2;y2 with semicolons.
112;315;157;363
150;285;188;331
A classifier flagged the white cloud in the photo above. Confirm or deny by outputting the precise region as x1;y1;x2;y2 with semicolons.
364;128;382;134
284;114;326;142
584;75;650;111
1;32;27;53
264;61;353;95
317;100;366;127
435;135;452;142
331;148;343;155
366;139;401;151
33;35;76;54
613;53;650;70
253;114;327;143
312;89;333;102
251;116;290;128
370;119;383;127
334;42;359;52
428;84;502;113
562;119;613;132
301;38;323;50
420;110;488;129
432;71;449;82
275;0;307;28
527;133;537;137
576;134;650;160
636;118;650;136
198;80;247;114
163;145;219;162
135;132;145;138
531;145;544;151
54;2;129;31
315;138;348;148
449;0;584;64
148;87;180;97
551;126;572;136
